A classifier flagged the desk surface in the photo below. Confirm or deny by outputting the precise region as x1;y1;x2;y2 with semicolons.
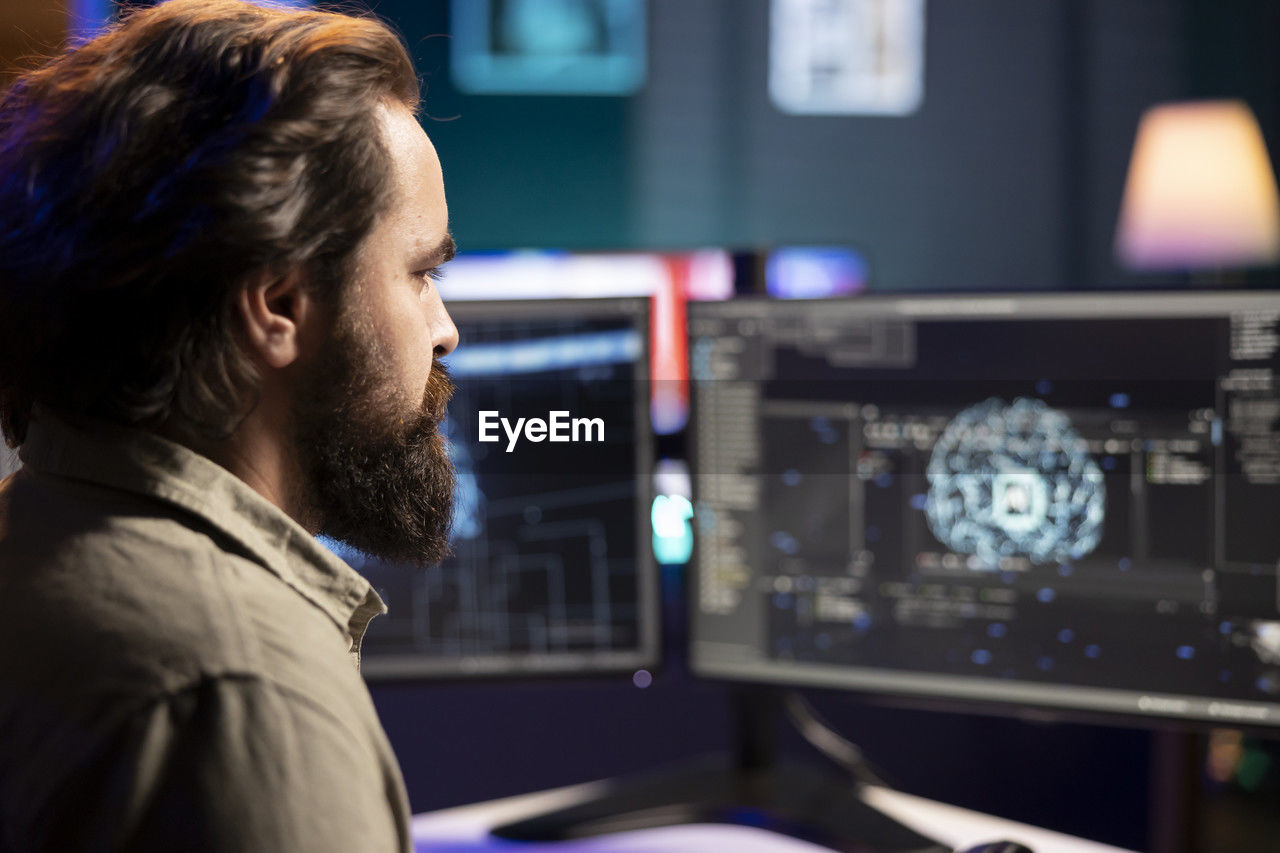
411;780;1137;852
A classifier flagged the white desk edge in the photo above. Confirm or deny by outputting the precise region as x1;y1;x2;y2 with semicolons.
411;779;1137;852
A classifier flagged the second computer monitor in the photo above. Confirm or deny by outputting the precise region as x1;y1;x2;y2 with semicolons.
690;293;1280;728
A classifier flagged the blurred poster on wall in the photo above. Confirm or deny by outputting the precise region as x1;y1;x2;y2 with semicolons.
451;0;646;95
770;0;925;115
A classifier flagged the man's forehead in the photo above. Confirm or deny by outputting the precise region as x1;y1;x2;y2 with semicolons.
380;104;441;184
376;102;449;253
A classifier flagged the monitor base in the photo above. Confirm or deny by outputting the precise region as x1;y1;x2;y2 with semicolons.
490;758;947;852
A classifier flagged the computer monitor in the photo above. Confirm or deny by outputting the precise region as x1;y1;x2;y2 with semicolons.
347;297;659;679
688;292;1280;729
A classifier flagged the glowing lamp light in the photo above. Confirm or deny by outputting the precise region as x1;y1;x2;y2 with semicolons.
1116;100;1280;271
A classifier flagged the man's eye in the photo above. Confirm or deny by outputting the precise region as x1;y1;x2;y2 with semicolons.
416;268;446;297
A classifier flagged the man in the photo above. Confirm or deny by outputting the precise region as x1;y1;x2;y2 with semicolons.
0;1;458;850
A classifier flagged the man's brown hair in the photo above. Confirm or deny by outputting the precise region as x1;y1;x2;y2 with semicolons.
0;0;420;446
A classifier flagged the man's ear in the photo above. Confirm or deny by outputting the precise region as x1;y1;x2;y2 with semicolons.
235;269;320;370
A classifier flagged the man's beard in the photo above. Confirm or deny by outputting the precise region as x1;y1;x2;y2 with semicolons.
292;317;456;568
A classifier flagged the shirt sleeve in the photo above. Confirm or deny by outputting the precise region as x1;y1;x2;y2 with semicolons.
21;675;405;853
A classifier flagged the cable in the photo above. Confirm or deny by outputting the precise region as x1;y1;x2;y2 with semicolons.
783;691;892;789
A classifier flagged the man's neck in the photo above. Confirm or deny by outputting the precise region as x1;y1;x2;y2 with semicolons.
182;405;316;532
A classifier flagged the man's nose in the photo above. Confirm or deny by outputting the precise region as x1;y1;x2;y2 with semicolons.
433;311;459;358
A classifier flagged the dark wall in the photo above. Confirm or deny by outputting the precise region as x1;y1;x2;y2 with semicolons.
1079;0;1189;288
635;0;1071;289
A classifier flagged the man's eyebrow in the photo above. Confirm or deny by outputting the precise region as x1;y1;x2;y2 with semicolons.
430;233;456;265
412;233;455;269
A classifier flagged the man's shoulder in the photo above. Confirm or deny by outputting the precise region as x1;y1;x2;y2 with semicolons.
0;469;407;852
0;467;272;693
2;464;362;693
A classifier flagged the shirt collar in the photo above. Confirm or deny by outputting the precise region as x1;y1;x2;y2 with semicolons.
18;407;387;648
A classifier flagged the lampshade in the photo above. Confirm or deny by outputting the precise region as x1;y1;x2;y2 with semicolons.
1115;100;1280;271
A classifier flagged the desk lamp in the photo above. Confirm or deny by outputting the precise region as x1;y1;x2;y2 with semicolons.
1115;99;1280;274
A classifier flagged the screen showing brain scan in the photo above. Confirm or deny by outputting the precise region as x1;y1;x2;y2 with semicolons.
690;295;1280;727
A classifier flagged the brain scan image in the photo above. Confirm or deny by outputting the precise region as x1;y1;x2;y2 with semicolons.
925;398;1105;564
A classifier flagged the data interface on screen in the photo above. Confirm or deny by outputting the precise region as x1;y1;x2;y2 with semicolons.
342;298;657;679
690;294;1280;726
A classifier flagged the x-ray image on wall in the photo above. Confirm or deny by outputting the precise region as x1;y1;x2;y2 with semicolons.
451;0;646;95
770;0;925;115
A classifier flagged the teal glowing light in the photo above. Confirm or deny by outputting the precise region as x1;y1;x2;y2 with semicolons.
651;494;693;565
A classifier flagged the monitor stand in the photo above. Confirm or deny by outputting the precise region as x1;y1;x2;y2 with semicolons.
491;687;947;852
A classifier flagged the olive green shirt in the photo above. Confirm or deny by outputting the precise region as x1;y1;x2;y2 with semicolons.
0;410;411;852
